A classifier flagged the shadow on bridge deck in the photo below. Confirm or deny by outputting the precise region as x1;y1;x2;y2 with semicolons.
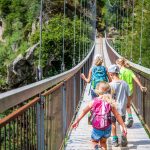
65;38;150;150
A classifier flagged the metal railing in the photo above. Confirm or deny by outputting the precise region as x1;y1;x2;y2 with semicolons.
105;36;150;133
0;44;95;150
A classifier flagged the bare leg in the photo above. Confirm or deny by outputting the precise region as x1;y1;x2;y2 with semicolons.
111;122;119;147
126;95;133;115
90;139;99;148
100;138;107;150
111;122;117;136
126;94;134;128
127;106;132;115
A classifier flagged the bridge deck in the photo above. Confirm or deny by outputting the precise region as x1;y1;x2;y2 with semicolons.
65;38;150;150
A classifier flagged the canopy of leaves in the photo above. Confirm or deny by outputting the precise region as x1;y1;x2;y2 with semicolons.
0;0;94;91
105;0;150;68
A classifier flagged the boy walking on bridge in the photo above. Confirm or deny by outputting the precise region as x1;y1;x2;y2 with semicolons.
108;64;129;147
116;58;147;128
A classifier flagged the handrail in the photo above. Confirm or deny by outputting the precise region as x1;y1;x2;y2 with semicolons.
105;34;150;78
0;43;95;113
0;97;40;128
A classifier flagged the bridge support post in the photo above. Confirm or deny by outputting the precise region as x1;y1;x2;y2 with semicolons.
37;95;45;150
81;66;85;92
80;70;82;97
62;82;67;138
73;75;76;114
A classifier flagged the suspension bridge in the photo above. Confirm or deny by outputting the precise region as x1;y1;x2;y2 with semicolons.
0;0;150;150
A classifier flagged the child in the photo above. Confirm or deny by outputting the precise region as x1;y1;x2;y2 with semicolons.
81;55;110;99
72;81;127;150
108;64;129;147
116;58;147;128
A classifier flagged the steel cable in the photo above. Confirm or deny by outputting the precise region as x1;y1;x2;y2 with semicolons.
73;0;77;66
139;0;144;65
62;0;66;72
130;0;135;61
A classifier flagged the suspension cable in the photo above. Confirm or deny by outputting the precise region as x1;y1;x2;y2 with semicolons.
37;0;43;81
87;6;89;54
73;0;76;66
130;0;135;61
78;0;82;63
93;0;96;41
125;0;129;57
139;0;144;65
115;1;118;30
87;16;89;51
62;0;66;72
86;12;88;54
119;0;122;54
121;0;125;56
115;2;119;52
82;0;85;59
95;0;97;39
86;3;88;55
84;2;87;56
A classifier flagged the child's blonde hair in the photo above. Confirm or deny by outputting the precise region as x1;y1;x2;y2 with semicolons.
95;81;116;107
94;55;103;66
116;57;130;68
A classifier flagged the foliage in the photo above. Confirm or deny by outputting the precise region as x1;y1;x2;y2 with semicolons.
0;0;41;89
105;0;150;68
30;14;92;77
0;0;93;90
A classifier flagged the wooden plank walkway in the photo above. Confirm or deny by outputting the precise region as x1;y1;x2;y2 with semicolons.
65;38;150;150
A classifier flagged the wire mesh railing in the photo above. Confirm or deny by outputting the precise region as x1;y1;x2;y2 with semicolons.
0;43;95;150
105;36;150;133
0;97;39;150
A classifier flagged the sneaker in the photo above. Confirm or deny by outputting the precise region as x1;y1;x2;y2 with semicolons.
126;117;134;128
121;134;128;147
112;138;119;147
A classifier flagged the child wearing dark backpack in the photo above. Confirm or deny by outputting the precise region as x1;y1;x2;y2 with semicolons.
72;81;127;150
81;55;110;99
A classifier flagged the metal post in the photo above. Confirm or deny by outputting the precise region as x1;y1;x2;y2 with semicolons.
80;70;82;97
37;66;42;81
37;1;44;149
37;95;45;150
73;75;76;113
37;102;41;150
82;66;85;91
40;95;45;150
62;83;67;137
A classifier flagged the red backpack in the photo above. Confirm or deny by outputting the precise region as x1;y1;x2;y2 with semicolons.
90;98;112;130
